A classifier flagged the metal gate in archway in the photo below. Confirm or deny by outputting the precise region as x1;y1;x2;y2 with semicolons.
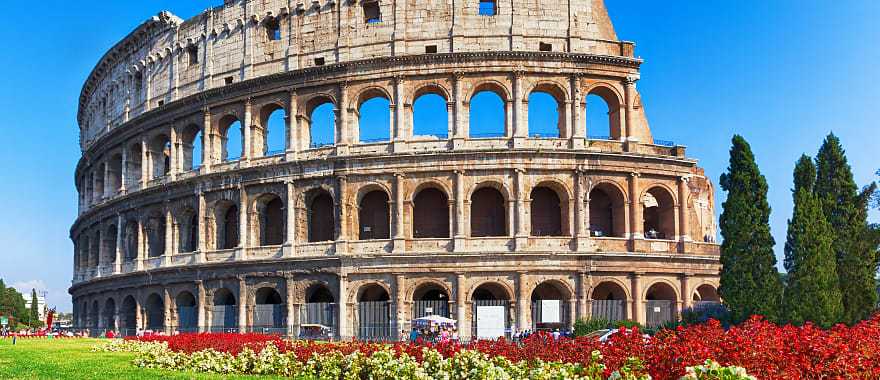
253;304;285;333
472;300;510;340
210;305;237;332
176;306;197;332
413;300;449;319
358;301;394;341
646;300;673;327
591;300;626;321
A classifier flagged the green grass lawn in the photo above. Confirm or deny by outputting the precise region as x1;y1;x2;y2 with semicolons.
0;337;284;380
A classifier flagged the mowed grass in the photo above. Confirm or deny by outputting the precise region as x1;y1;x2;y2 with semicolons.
0;337;285;380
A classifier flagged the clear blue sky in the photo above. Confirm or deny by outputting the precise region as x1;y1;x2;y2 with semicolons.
0;1;877;312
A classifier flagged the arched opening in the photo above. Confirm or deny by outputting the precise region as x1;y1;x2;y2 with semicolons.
144;293;164;331
148;134;171;178
358;190;390;240
211;288;237;331
469;90;505;138
178;210;198;253
103;225;117;265
219;115;243;161
120;296;137;335
412;283;450;318
253;287;284;330
363;0;381;23
471;282;511;339
175;291;197;332
307;99;336;148
589;184;627;238
216;202;239;250
645;282;677;327
357;284;392;340
127;143;142;188
530;186;566;236
412;187;449;238
90;232;100;268
145;213;166;258
307;190;335;242
590;282;627;321
123;221;139;262
527;91;561;138
103;299;116;331
108;154;122;194
531;282;570;331
180;124;203;171
642;187;676;240
90;301;99;330
585;88;622;140
94;164;105;199
261;105;286;156
256;195;285;246
412;93;448;138
357;94;391;143
303;284;336;335
470;187;507;237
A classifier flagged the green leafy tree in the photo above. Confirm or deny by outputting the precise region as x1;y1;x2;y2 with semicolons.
0;279;28;327
815;133;878;323
719;135;784;323
782;155;843;327
29;288;41;328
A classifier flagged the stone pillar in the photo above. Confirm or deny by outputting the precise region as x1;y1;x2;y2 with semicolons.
242;99;253;161
514;168;528;250
238;277;248;332
453;170;466;251
568;299;577;330
392;76;407;150
286;90;299;160
452;72;465;147
578;271;590;320
455;273;469;340
103;160;112;198
623;76;638;143
393;173;406;252
336;84;349;151
631;273;644;325
629;173;642;240
202;108;213;172
163;209;173;266
337;274;348;340
169;125;179;179
196;280;206;332
140;137;149;187
446;101;455;139
163;287;172;334
238;184;248;260
678;177;691;242
395;274;406;340
336;176;348;253
135;219;145;271
284;181;297;257
516;272;530;332
134;294;143;330
680;274;692;311
512;71;526;145
575;169;589;249
115;213;124;274
285;275;297;336
120;148;128;193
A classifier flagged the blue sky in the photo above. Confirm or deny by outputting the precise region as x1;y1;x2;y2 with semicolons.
0;1;877;312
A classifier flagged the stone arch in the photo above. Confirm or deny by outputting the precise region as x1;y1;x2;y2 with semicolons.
590;279;629;321
411;84;451;138
527;81;569;138
641;185;677;240
644;279;680;302
120;295;137;333
103;224;118;265
217;114;243;161
409;83;451;105
468;80;512;102
644;280;679;327
122;219;139;261
179;123;203;170
411;184;451;239
177;207;199;253
468;81;509;138
353;281;392;303
530;279;574;329
531;279;575;300
469;181;510;237
469;280;514;301
126;142;142;187
305;187;335;242
253;286;285;329
529;179;571;237
143;292;164;330
210;287;237;330
693;283;720;302
107;153;123;193
213;200;239;250
591;279;630;301
144;210;166;258
408;278;453;302
584;83;624;140
252;193;285;246
89;300;100;329
357;188;391;240
410;279;452;318
303;93;337;148
257;102;287;156
103;298;117;331
589;181;628;238
353;281;392;339
305;282;336;303
175;291;197;331
147;133;172;178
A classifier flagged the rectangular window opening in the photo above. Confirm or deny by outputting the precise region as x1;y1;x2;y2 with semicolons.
314;57;325;66
539;42;552;52
224;76;234;85
479;0;497;16
425;45;438;54
364;1;381;23
187;46;199;65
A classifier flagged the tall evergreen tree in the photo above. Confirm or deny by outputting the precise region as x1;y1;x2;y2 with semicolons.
815;133;877;323
29;288;40;327
719;135;784;323
782;155;842;327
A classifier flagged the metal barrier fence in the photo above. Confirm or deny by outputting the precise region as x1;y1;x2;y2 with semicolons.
530;300;569;331
645;300;674;327
591;300;626;321
412;300;450;319
211;305;237;330
253;304;285;329
358;301;394;341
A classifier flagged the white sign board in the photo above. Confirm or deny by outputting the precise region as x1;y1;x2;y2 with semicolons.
540;300;561;323
476;306;506;339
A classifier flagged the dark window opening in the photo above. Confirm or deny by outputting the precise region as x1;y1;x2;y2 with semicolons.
358;191;390;240
308;192;335;242
187;45;199;65
425;45;438;54
364;1;381;23
539;42;552;52
314;57;325;66
479;0;497;16
224;76;234;85
470;187;507;237
157;100;165;107
413;188;449;238
266;21;282;41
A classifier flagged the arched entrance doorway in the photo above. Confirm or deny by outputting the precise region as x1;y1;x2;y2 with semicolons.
176;291;197;332
590;282;627;321
645;282;677;327
357;284;392;340
144;293;164;331
471;282;511;339
120;296;137;336
253;287;285;332
103;299;116;332
412;282;450;319
302;284;336;338
530;282;570;331
210;288;237;332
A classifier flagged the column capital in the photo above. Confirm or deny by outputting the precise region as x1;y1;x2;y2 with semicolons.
629;172;641;178
624;75;640;85
393;172;406;179
452;71;465;81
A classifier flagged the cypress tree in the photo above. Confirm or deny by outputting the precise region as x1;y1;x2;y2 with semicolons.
815;133;877;323
782;155;842;327
719;135;784;323
29;289;39;327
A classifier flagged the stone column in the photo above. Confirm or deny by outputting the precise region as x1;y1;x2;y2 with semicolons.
140;137;149;187
578;271;590;320
134;294;143;330
455;273;468;340
453;170;466;251
135;219;145;271
285;275;297;336
197;191;207;260
392;76;407;151
678;177;691;242
115;213;124;274
446;101;455;139
242;99;253;161
452;72;466;147
163;287;172;334
631;273;644;325
238;184;249;260
516;272;530;332
512;71;526;145
337;274;348;340
395;274;406;340
629;173;642;240
336;84;349;152
196;280;206;332
336;176;348;253
169;125;179;179
514;168;528;250
238;277;248;332
623;76;638;143
680;274;692;311
286;90;299;160
575;170;589;249
120;148;128;193
163;209;173;267
393;173;406;252
103;160;112;198
202;108;213;172
284;181;297;257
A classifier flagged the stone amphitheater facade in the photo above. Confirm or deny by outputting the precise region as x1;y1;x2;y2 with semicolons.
70;0;721;339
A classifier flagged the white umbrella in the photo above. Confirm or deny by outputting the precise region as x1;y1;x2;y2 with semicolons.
413;315;457;325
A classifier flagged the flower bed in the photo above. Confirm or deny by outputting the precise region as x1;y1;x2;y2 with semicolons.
106;313;880;379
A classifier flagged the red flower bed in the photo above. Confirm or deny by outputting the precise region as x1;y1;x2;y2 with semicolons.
133;313;880;380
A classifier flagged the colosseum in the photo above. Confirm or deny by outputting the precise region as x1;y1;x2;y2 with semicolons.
70;0;721;339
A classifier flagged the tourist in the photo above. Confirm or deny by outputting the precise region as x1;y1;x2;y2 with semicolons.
552;329;561;340
409;328;419;343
